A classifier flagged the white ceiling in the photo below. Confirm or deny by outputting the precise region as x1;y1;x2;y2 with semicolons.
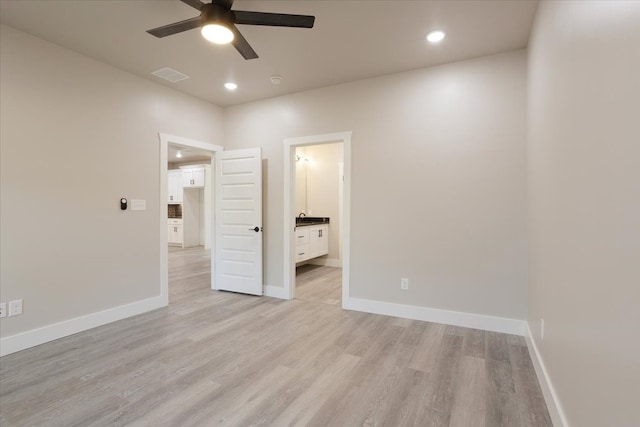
0;0;538;107
168;143;212;164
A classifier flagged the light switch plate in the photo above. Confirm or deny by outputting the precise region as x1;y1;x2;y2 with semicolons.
131;199;146;211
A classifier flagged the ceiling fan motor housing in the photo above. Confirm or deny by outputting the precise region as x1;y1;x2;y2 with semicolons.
201;3;235;26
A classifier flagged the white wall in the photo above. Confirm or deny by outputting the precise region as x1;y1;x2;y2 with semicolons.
224;50;527;320
527;2;640;426
0;25;223;340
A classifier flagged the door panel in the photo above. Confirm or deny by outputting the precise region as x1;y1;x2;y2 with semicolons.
215;148;263;295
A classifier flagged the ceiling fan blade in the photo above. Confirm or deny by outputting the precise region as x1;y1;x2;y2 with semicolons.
233;11;315;28
147;17;201;38
180;0;204;11
230;25;258;60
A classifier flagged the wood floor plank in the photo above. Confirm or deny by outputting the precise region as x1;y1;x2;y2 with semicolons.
420;333;464;426
408;321;446;373
0;246;552;426
269;352;361;426
449;356;487;427
509;343;553;427
486;358;522;426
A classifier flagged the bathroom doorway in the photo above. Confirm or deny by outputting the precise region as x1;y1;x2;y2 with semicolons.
283;132;352;307
293;143;343;305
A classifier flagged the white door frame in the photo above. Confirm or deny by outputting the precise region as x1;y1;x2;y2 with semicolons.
283;131;352;304
159;132;223;305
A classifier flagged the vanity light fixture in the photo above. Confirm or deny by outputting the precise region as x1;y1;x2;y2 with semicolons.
224;82;238;91
426;30;445;43
176;151;183;158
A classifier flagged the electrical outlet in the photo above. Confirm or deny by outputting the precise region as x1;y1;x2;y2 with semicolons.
400;278;409;291
0;302;6;318
8;299;23;317
540;318;545;340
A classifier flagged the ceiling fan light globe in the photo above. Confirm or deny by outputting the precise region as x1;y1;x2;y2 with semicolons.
426;30;445;43
201;24;234;44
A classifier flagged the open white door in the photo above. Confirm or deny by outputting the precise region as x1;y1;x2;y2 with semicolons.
215;148;263;295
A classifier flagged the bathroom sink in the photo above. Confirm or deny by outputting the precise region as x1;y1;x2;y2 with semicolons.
295;216;330;226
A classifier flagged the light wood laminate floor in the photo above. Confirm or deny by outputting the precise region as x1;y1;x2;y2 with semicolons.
296;264;342;306
0;246;551;426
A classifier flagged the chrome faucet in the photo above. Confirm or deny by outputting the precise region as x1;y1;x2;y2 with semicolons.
298;212;306;218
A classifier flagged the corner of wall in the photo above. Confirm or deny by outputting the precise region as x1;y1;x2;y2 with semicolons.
524;322;570;427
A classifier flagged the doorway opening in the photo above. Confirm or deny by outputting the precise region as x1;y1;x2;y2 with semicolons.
283;132;351;307
159;133;223;306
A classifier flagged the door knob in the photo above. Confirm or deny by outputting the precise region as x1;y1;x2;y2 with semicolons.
249;227;260;232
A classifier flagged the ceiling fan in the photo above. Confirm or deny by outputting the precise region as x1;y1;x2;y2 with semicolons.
146;0;315;60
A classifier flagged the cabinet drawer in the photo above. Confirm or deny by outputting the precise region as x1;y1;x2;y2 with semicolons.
295;228;309;244
295;243;309;262
168;219;183;225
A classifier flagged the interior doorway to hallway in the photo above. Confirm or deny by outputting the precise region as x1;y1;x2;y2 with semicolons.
158;133;222;305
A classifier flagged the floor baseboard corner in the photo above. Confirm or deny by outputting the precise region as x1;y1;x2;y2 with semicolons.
524;323;570;427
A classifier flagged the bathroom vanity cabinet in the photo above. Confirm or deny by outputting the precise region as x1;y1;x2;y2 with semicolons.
295;223;329;262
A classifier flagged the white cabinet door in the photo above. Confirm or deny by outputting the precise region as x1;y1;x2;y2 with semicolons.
168;171;183;203
182;167;205;188
175;224;183;244
168;224;177;244
309;225;329;258
168;220;183;245
192;168;205;187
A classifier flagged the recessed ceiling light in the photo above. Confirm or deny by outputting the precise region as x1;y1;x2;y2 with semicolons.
176;151;183;158
224;82;238;91
426;30;445;43
270;75;283;85
201;24;234;44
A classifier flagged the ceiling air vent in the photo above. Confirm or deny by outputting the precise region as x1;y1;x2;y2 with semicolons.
151;67;189;83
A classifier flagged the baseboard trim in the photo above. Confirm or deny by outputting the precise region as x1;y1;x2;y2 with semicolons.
0;295;166;357
307;258;342;268
265;285;289;300
343;297;525;336
525;324;569;427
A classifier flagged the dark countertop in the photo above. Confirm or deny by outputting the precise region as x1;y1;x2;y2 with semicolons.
295;217;330;227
